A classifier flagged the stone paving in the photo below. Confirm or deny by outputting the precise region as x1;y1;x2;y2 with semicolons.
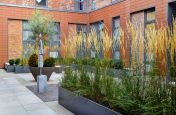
0;69;74;115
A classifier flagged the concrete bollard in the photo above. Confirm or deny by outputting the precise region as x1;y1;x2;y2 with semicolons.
37;75;48;93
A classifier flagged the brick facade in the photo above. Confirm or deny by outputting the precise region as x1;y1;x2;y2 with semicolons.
8;20;23;59
0;0;174;68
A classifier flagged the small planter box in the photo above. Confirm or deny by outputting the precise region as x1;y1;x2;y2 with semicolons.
58;87;122;115
30;67;62;81
6;65;15;72
15;66;30;73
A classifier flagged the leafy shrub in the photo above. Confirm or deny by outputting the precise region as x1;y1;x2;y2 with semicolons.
28;54;38;67
15;58;20;65
9;59;15;65
44;57;55;67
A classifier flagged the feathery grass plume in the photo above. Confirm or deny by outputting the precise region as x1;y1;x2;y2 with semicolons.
89;28;100;57
103;29;112;59
168;19;176;64
127;21;144;74
63;27;77;58
118;28;125;65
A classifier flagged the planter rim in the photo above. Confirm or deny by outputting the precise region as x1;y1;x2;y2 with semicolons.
59;86;122;115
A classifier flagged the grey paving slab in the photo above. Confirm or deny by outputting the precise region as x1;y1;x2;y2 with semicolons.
27;109;58;115
0;106;29;115
46;101;75;115
0;69;74;115
17;94;43;106
24;102;49;111
0;89;14;97
10;86;34;96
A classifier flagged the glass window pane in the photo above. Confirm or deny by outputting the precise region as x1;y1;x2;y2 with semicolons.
77;24;87;33
36;0;47;7
112;18;120;60
23;31;33;41
49;34;60;41
49;42;60;51
147;10;155;22
53;23;59;32
114;19;120;28
49;52;58;58
23;42;35;57
23;21;30;30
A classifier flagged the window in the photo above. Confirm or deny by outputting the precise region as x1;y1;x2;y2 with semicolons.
145;9;155;24
49;23;61;58
36;0;47;7
75;0;84;11
68;24;87;57
79;0;84;11
144;8;156;73
90;21;104;58
168;2;176;26
22;21;35;58
112;17;120;60
112;0;118;3
130;8;155;73
92;0;96;10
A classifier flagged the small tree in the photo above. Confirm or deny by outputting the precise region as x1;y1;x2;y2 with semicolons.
29;10;55;51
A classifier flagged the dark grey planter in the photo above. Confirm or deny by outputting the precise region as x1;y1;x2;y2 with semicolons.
58;87;122;115
30;67;62;81
15;66;30;73
6;65;15;72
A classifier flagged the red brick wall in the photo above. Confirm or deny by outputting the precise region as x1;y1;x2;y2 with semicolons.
0;0;172;68
89;0;169;65
8;20;22;60
0;5;88;68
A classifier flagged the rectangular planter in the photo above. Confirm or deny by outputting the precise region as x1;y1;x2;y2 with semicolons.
15;66;30;73
58;87;122;115
6;65;15;72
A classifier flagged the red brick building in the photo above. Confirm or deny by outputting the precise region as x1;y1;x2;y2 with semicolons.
0;0;176;68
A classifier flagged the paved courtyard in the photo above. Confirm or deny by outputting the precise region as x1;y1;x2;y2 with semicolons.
0;69;74;115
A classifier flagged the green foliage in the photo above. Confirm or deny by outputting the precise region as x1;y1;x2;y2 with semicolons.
56;58;124;69
29;10;55;37
61;67;176;114
20;56;28;66
28;54;38;67
44;57;55;67
15;58;20;65
9;59;15;65
170;64;176;78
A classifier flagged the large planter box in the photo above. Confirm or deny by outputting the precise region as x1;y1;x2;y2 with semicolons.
6;65;15;72
58;87;122;115
30;67;62;81
15;66;30;73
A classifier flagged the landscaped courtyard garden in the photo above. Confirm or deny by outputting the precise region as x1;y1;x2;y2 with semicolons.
5;10;176;115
